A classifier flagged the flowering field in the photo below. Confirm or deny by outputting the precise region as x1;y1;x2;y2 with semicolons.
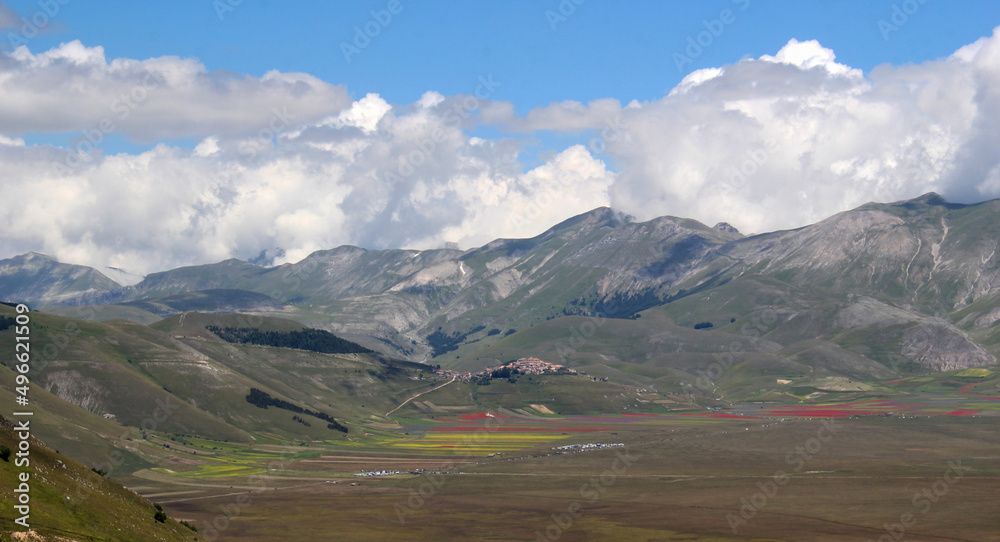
391;392;1000;454
743;395;1000;418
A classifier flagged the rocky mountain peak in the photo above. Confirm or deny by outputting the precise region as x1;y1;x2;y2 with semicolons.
713;222;740;235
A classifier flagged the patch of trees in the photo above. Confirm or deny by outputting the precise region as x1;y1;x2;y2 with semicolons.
504;329;516;336
207;325;372;354
490;366;518;380
0;316;14;331
425;323;500;357
560;306;591;317
693;321;714;329
376;335;414;356
384;357;436;373
153;503;167;523
245;388;348;433
426;329;464;357
471;366;525;385
490;367;521;384
590;289;666;319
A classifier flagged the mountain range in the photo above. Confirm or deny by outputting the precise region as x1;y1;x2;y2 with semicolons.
3;193;998;391
3;192;1000;529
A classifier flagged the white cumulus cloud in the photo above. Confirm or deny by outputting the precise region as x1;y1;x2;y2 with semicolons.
0;40;352;140
494;30;1000;235
4;29;1000;276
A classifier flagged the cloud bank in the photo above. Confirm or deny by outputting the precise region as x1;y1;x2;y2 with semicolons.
499;34;1000;235
3;29;1000;276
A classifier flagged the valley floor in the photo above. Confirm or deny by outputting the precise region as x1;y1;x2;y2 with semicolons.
129;410;999;541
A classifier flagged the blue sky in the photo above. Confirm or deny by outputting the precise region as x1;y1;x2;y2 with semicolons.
3;1;1000;274
8;0;1000;114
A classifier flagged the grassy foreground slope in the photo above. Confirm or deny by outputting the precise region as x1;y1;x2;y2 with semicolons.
0;416;203;542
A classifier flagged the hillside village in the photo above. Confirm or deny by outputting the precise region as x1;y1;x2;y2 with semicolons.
437;357;578;381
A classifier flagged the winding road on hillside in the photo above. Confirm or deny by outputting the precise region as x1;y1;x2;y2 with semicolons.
385;375;456;417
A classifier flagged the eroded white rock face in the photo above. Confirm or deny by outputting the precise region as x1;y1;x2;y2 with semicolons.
901;321;996;372
43;370;108;414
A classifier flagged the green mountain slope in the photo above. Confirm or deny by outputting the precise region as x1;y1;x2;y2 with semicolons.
0;253;121;308
0;306;445;447
0;416;203;542
3;193;998;379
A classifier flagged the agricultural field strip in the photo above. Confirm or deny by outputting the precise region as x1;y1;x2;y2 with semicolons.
301;458;469;463
139;399;1000;484
134;470;348;490
141;490;203;498
140;425;741;482
307;455;463;460
156;480;336;504
149;415;802;476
